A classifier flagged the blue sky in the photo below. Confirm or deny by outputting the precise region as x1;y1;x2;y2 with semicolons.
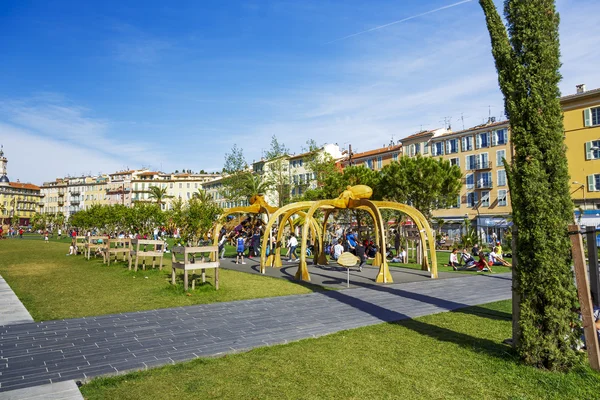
1;0;598;184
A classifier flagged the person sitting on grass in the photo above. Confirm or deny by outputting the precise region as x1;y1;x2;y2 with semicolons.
488;246;511;267
446;248;460;269
460;248;476;268
476;251;492;273
66;244;76;256
390;247;407;263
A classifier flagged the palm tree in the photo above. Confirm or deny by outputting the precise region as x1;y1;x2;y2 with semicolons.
193;189;213;203
243;173;273;198
147;186;173;205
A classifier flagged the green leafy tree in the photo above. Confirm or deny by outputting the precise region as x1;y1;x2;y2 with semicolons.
378;155;461;222
480;0;579;370
147;186;173;205
220;144;252;205
179;197;222;245
264;135;290;207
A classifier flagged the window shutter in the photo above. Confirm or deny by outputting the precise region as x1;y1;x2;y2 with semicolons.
475;134;481;149
586;141;593;160
492;131;497;146
487;132;491;147
446;141;450;154
424;143;429;154
584;108;592;127
589;175;596;192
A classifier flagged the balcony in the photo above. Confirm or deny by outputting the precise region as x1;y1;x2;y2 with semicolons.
474;161;492;170
38;202;45;207
71;190;81;196
58;192;65;197
476;180;494;189
71;200;80;205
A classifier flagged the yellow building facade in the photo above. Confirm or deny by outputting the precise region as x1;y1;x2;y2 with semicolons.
562;85;600;219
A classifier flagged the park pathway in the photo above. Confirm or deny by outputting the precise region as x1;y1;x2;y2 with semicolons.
0;273;511;392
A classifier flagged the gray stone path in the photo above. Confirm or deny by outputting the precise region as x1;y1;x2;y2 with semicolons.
222;257;461;289
0;274;83;399
0;272;511;392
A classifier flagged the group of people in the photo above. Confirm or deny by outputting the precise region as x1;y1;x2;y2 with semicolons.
446;242;511;272
0;226;25;239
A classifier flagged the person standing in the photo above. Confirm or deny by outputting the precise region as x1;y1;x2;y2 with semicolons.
356;240;366;272
218;234;227;260
394;229;401;257
333;239;344;261
236;235;246;265
288;233;299;262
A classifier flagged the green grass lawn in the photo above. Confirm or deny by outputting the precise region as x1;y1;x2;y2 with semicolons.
386;250;513;275
0;238;319;321
80;300;600;400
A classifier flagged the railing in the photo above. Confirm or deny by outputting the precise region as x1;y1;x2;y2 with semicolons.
474;161;492;170
476;180;493;189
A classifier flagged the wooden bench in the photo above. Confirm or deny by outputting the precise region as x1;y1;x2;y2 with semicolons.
131;239;165;272
72;236;87;255
438;239;455;250
171;246;219;291
85;236;109;260
103;238;132;268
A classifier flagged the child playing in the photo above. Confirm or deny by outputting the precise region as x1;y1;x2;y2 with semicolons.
236;235;246;265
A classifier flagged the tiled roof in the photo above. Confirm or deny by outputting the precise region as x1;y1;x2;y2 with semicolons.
560;87;600;102
400;129;439;142
137;171;159;176
9;182;40;191
346;144;402;161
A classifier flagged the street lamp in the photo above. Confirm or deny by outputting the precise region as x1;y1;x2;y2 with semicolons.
572;181;586;210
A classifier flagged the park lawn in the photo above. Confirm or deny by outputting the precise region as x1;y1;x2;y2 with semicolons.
386;250;513;275
81;300;600;400
0;239;319;321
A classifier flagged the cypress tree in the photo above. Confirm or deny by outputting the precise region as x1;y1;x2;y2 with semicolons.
479;0;580;370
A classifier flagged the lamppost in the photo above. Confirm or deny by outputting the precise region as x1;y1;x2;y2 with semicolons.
572;181;586;210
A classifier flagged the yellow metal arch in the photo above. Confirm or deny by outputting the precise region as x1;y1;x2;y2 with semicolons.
372;201;437;279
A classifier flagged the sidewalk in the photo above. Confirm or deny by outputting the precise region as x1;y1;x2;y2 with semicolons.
0;272;511;392
0;274;83;398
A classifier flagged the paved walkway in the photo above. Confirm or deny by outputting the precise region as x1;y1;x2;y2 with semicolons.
0;274;83;398
0;272;511;392
222;257;460;289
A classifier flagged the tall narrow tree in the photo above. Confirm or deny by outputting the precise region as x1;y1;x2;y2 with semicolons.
480;0;579;370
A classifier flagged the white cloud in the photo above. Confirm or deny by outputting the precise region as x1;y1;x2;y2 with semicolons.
0;123;124;184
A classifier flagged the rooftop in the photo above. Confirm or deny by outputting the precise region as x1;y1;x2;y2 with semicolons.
9;182;40;191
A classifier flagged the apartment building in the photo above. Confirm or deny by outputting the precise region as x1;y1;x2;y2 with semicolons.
131;171;221;209
0;147;43;226
562;84;600;226
339;142;403;171
289;143;344;198
424;120;512;240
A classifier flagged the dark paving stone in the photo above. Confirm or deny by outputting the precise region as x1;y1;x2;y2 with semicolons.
0;273;511;392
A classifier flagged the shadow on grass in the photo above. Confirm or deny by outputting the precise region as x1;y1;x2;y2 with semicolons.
319;287;515;361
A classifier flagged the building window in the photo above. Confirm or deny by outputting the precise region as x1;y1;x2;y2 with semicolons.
179;183;182;189
496;149;506;166
366;159;374;169
498;189;507;206
466;155;476;170
414;143;421;154
392;153;399;162
478;172;492;188
493;129;508;146
432;142;444;156
423;143;429;154
446;139;459;154
450;157;459;167
466;173;474;189
170;183;174;188
497;170;506;186
461;136;473;152
377;157;382;169
585;140;600;160
588;174;600;192
476;132;490;149
584;107;600;127
467;192;478;207
477;153;489;169
480;190;489;207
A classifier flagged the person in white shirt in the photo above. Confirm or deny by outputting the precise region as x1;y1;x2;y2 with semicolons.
488;246;511;266
333;239;344;261
288;233;299;261
447;248;459;269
